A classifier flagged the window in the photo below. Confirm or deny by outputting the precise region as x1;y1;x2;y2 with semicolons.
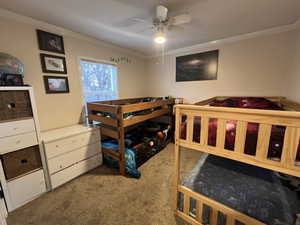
80;59;118;102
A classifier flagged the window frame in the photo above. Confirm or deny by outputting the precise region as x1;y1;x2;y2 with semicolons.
78;57;119;123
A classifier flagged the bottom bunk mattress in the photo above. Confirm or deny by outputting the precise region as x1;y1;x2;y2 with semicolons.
180;154;300;225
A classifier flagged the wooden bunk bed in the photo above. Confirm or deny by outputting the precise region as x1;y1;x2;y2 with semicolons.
174;96;300;225
87;97;175;175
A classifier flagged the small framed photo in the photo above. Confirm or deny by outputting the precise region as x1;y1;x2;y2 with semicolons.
40;53;67;74
43;76;69;94
37;29;65;54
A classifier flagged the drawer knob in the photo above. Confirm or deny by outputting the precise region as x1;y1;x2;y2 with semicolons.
16;140;21;144
59;165;63;168
56;145;59;148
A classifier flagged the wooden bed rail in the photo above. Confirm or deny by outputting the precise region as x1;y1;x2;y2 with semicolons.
175;104;300;178
87;98;175;175
173;101;300;225
176;185;265;225
195;96;300;112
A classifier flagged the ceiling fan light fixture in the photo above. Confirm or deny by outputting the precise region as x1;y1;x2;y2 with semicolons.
154;32;166;44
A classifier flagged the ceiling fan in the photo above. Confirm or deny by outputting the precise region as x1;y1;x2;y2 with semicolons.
152;5;191;44
129;5;191;44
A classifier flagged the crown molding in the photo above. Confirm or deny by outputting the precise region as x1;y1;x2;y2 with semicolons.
0;8;147;58
1;7;299;59
155;18;300;57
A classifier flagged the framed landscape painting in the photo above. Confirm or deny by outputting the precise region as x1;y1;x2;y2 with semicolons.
43;76;69;94
176;50;219;82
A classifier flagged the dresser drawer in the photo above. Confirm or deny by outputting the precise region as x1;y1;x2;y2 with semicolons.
48;143;100;174
44;130;100;159
7;169;45;211
50;154;102;189
2;145;42;180
0;90;33;122
0;132;38;154
0;118;35;138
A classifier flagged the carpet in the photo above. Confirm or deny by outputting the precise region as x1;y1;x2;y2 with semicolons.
7;144;201;225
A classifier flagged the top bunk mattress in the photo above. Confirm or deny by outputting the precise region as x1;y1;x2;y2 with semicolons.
182;154;300;225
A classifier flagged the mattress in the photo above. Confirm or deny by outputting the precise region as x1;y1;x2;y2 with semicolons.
181;154;300;225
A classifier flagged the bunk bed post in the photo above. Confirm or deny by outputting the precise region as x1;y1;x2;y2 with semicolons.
117;106;126;176
173;106;181;211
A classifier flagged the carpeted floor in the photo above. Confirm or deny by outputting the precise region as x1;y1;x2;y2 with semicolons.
7;144;201;225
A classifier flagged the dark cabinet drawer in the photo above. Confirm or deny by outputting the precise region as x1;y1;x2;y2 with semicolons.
0;90;33;121
1;145;42;180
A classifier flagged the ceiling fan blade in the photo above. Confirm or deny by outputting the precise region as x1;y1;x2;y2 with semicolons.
137;26;156;34
169;13;191;26
114;17;151;28
167;25;185;35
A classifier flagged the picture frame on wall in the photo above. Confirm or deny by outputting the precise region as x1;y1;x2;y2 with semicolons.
43;76;69;94
36;29;65;54
176;50;219;82
40;53;67;74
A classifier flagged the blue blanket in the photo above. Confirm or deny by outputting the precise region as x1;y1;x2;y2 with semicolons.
102;142;141;178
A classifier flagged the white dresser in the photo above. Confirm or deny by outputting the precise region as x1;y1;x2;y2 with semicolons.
42;125;102;189
0;87;47;212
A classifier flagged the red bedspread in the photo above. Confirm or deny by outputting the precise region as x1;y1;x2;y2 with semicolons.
181;97;300;160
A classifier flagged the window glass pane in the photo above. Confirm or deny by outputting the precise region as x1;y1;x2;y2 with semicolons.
80;60;118;102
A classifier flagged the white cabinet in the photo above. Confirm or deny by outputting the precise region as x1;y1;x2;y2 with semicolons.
0;87;47;213
42;125;102;190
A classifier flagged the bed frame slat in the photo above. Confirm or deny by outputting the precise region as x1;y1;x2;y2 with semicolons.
226;216;235;225
102;147;120;160
100;126;119;139
183;193;190;215
217;119;227;149
187;115;194;143
210;208;218;225
256;124;272;160
281;127;300;168
234;121;247;154
200;117;209;145
196;200;203;223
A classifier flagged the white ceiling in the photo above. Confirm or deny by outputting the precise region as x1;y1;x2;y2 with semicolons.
0;0;299;56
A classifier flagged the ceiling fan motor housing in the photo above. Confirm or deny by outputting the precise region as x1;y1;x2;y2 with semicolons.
156;5;168;22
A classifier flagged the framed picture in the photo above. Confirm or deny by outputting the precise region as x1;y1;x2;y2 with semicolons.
176;50;219;82
36;29;65;54
43;76;69;94
40;53;67;74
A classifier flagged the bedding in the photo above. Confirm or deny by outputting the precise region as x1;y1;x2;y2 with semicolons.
180;154;300;225
102;141;141;178
102;122;171;178
181;97;300;160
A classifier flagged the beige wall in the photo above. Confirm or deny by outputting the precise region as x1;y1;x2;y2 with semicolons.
147;30;296;103
286;28;300;102
0;16;148;131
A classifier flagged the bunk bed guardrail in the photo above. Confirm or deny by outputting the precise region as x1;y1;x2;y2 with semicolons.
176;104;300;177
174;101;300;225
176;185;265;225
